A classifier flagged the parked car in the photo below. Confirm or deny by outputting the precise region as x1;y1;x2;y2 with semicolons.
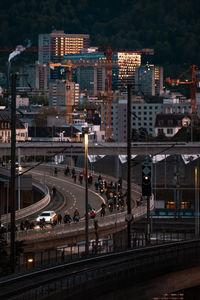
36;211;56;224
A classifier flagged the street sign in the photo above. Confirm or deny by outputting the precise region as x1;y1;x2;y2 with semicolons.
142;161;152;196
125;214;133;222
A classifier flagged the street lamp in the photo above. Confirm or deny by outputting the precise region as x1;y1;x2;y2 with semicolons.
17;147;22;210
83;127;89;255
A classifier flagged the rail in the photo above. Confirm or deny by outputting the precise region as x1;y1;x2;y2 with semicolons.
1;180;50;224
14;195;154;243
0;239;199;300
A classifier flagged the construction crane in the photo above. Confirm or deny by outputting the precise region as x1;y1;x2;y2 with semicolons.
103;47;154;141
166;65;199;114
49;61;76;124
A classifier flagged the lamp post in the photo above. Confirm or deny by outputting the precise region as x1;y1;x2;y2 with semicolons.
10;73;17;273
83;127;89;255
17;147;21;210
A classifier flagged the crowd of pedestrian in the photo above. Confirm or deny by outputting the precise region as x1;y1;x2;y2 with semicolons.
17;166;127;232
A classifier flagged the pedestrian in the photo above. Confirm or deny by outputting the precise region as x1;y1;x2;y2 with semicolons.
54;167;58;176
20;221;25;231
58;214;62;224
73;174;77;183
100;207;105;217
64;166;70;176
53;214;58;225
52;185;57;197
79;172;83;184
72;168;75;179
64;213;71;224
90;208;96;219
64;167;67;176
73;209;80;223
94;181;99;191
40;218;46;229
24;218;30;230
98;175;102;182
88;174;93;185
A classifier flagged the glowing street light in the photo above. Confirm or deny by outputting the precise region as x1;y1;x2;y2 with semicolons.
83;127;89;255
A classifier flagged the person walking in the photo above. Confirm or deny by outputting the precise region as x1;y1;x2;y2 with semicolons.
52;185;57;197
58;214;62;224
79;172;83;184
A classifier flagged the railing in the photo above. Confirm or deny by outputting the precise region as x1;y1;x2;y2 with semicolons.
1;180;50;224
14;195;154;243
1;239;200;300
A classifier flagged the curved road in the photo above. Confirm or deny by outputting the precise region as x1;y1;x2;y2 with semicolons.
29;167;106;220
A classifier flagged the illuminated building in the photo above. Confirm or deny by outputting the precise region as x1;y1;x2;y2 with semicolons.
38;30;90;82
116;52;141;92
64;50;141;94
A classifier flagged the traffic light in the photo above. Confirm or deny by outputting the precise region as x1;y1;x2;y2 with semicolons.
142;163;152;196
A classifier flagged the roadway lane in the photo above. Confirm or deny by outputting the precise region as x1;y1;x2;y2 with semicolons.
29;168;105;219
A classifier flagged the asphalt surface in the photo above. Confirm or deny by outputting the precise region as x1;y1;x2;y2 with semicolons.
28;166;105;221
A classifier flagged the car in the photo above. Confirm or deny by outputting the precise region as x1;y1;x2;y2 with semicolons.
36;211;56;224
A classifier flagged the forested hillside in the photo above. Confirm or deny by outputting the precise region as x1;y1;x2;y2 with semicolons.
0;0;200;74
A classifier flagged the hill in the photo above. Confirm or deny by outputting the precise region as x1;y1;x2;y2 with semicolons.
0;0;200;75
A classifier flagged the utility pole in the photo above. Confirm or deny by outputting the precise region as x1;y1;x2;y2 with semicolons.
195;167;199;237
83;127;89;255
10;73;17;273
126;84;133;248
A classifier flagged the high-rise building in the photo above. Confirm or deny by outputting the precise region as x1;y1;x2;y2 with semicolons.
49;80;80;109
35;61;48;91
154;66;164;95
17;64;36;90
115;52;141;92
135;64;163;96
17;62;48;93
38;30;90;83
64;50;141;94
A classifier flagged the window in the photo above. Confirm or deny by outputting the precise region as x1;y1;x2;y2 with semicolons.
158;128;163;134
167;128;173;134
168;120;173;126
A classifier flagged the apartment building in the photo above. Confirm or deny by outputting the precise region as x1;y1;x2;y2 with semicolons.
110;97;192;142
38;30;90;83
49;80;80;109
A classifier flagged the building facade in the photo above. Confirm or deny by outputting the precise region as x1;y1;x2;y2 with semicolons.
0;111;29;143
154;114;191;137
49;80;80;110
64;50;141;95
110;97;193;142
38;30;90;83
134;64;163;96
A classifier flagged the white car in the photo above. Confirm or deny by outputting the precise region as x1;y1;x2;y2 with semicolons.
36;211;56;224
